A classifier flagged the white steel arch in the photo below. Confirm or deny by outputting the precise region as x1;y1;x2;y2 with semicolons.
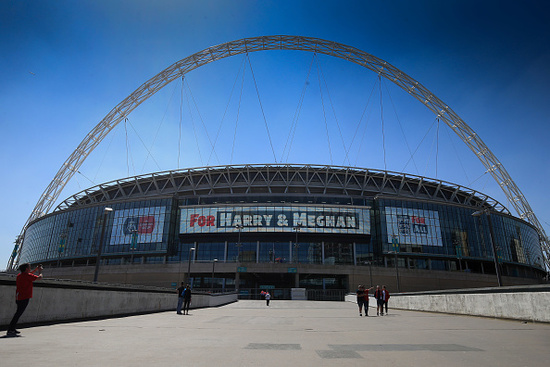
10;35;549;269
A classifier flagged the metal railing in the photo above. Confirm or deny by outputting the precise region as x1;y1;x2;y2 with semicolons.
232;288;346;301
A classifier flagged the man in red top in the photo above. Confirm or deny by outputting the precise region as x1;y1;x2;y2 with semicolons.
6;263;43;337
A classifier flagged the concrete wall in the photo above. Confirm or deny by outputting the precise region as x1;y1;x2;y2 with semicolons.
35;262;543;292
345;285;550;323
0;275;237;329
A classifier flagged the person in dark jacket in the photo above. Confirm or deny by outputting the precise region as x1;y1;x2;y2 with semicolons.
383;285;391;314
356;285;366;316
374;285;385;316
182;284;192;315
176;282;185;314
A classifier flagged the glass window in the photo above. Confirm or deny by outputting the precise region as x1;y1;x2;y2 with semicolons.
259;242;290;263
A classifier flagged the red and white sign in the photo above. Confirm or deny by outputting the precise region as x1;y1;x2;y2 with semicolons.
180;205;370;235
110;207;166;245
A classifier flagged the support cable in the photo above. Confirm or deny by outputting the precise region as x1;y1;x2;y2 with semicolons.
352;80;378;167
210;55;247;165
125;119;162;171
94;125;118;182
401;117;439;173
383;78;420;175
315;57;333;164
480;169;492;193
185;79;221;165
316;56;350;166
443;123;471;184
77;170;96;186
73;175;82;191
141;78;181;172
124;118;131;177
436;118;440;177
424;119;440;177
183;81;204;166
469;171;488;186
231;58;247;163
246;53;278;163
178;76;183;169
379;74;387;171
282;53;316;163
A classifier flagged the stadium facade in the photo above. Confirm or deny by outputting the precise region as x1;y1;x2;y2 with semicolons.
18;164;546;297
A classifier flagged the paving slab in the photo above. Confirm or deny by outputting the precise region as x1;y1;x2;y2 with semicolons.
1;300;549;367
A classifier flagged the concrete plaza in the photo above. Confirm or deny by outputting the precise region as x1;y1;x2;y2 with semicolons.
1;300;548;367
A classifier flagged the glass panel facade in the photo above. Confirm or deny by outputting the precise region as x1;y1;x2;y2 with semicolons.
324;242;354;265
21;199;173;264
374;198;543;271
259;242;289;263
19;194;543;279
301;242;323;264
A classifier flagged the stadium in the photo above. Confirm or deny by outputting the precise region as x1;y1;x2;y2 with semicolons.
16;164;546;298
10;36;549;299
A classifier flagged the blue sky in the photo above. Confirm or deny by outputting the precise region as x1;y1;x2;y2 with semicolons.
1;0;549;269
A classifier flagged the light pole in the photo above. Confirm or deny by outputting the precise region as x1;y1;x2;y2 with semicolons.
292;224;303;288
211;258;218;293
455;243;463;271
368;260;373;287
234;225;244;294
186;247;196;285
93;207;113;283
57;229;67;267
130;228;138;264
235;224;243;262
293;224;302;264
391;235;401;292
367;237;373;286
472;209;502;287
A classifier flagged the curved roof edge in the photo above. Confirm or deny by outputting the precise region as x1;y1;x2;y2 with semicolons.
55;164;510;214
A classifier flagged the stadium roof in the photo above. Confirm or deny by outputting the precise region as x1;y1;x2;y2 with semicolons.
55;164;509;214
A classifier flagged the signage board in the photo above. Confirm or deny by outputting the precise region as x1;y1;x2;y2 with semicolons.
180;205;370;235
110;206;167;246
385;206;443;246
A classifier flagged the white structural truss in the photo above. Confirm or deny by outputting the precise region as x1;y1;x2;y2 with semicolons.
10;35;549;270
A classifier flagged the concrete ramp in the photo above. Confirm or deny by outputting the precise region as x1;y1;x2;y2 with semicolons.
1;300;549;367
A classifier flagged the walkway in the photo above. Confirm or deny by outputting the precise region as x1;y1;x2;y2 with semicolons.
1;300;548;366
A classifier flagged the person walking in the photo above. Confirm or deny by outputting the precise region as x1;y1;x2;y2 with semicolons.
363;285;374;316
176;282;185;314
383;285;390;314
182;284;192;315
6;263;43;337
265;291;271;306
374;285;385;316
356;285;366;316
